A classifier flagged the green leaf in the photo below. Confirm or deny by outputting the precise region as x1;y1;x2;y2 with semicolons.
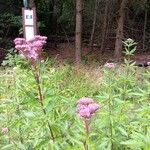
121;140;143;148
23;111;35;117
117;126;128;137
1;144;13;150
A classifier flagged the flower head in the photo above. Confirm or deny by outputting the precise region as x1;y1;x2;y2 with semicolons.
147;62;150;66
1;127;8;134
14;35;47;61
76;97;100;119
88;103;100;114
79;108;91;119
77;97;94;105
104;63;115;69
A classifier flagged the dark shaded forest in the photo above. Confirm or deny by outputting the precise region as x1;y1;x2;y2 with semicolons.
0;0;150;63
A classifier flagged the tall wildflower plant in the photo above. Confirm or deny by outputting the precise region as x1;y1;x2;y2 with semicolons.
99;42;135;149
102;64;117;150
76;97;100;150
123;38;137;62
123;38;137;76
97;38;150;150
14;36;55;141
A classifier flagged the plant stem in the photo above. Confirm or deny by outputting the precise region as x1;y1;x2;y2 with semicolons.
13;70;23;143
84;119;89;150
108;76;114;150
31;62;55;142
6;109;11;144
108;97;114;150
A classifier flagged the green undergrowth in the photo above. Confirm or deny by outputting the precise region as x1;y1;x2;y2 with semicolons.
0;59;150;149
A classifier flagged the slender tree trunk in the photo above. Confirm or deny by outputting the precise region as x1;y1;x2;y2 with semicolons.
114;0;128;61
75;0;82;64
29;0;35;8
100;0;109;54
143;0;147;50
52;0;62;34
89;0;98;51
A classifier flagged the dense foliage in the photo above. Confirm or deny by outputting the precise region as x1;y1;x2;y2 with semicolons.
0;40;150;149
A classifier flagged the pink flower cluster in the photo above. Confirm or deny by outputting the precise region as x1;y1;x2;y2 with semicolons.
147;62;150;66
1;127;8;134
104;63;115;69
14;35;47;60
76;97;100;119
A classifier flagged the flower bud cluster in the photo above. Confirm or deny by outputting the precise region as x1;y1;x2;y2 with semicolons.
76;97;100;119
14;35;47;60
104;63;115;69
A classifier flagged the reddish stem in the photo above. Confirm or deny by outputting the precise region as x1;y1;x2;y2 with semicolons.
31;62;55;141
84;119;89;150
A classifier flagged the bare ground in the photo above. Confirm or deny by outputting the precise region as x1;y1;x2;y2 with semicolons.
45;43;150;66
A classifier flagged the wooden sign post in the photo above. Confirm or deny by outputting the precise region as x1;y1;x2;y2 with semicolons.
22;7;37;41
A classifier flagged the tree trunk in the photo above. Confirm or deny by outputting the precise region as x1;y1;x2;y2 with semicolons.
100;0;109;54
75;0;82;64
143;0;147;50
114;0;128;61
29;0;35;8
52;0;62;34
89;0;98;51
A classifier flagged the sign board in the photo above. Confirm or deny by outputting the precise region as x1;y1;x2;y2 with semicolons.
22;8;37;41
